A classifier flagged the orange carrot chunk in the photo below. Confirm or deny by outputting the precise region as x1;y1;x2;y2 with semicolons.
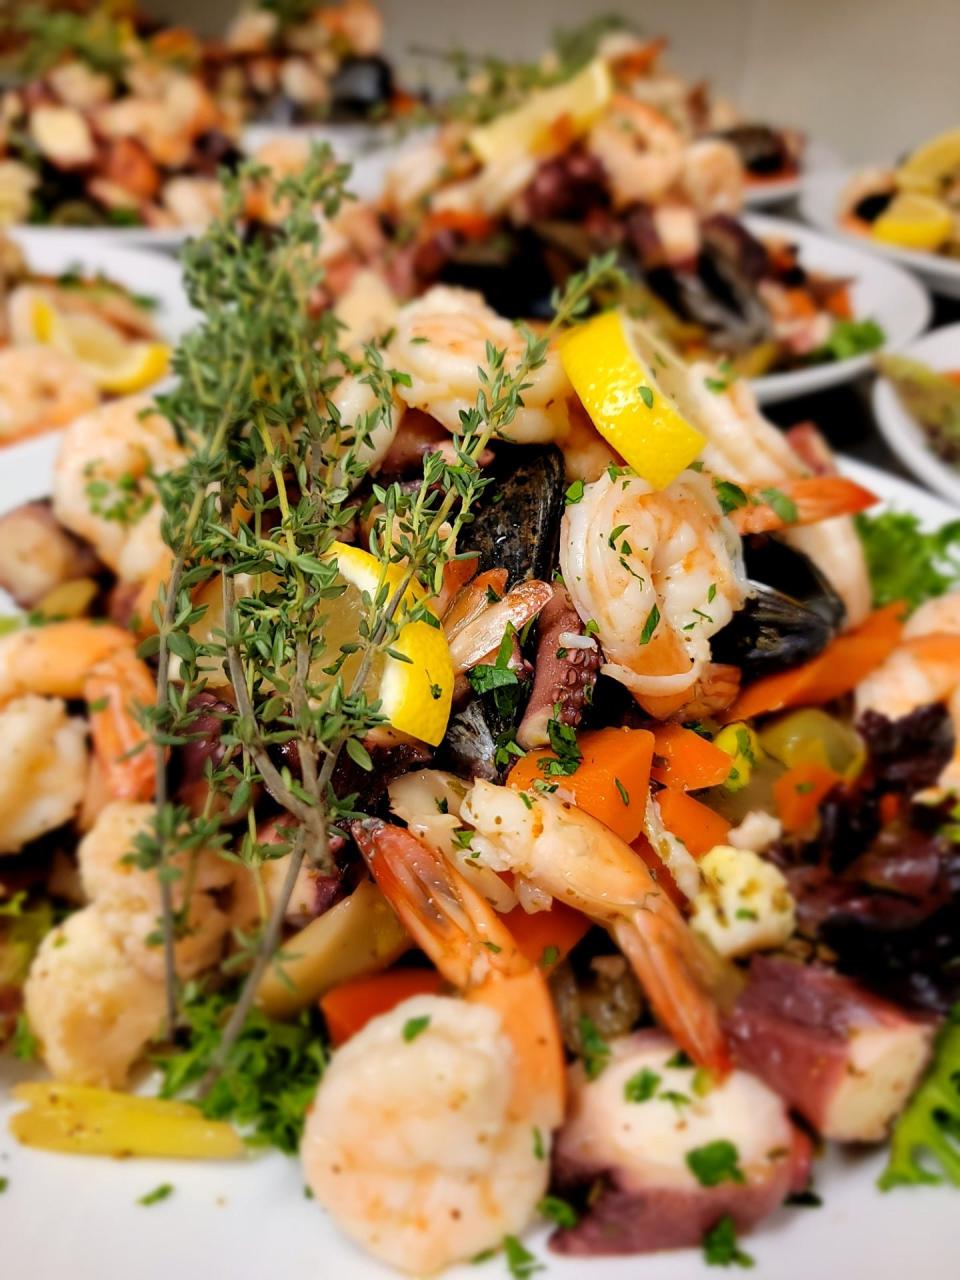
656;788;732;857
650;724;733;792
773;762;841;834
501;900;591;972
507;726;654;844
320;969;444;1046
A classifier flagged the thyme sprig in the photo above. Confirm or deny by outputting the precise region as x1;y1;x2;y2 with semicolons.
143;149;620;1078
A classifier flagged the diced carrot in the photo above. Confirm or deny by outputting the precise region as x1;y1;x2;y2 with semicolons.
501;900;591;972
944;370;960;387
656;787;731;857
422;209;497;240
784;287;819;320
879;792;902;824
728;602;906;722
823;284;853;319
773;762;840;834
320;970;444;1046
650;724;733;791
507;727;655;843
632;834;685;910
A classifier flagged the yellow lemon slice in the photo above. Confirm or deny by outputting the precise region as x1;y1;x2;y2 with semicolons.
896;126;960;194
871;192;954;252
30;294;170;393
560;310;706;489
468;59;613;166
326;542;454;746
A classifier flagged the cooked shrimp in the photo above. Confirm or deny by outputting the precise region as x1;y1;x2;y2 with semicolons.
389;286;572;443
856;591;960;789
680;137;744;215
0;619;135;707
320;0;383;56
559;467;747;715
430;151;539;220
24;905;166;1088
78;800;235;982
52;395;185;584
160;175;223;230
645;334;872;626
380;129;474;219
0;694;88;854
0;346;98;445
461;780;731;1074
84;648;157;802
303;819;564;1274
587;96;683;209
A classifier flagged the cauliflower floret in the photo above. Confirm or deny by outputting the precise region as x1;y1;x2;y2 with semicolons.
727;809;782;853
24;905;165;1088
0;695;88;854
78;801;235;981
690;844;795;958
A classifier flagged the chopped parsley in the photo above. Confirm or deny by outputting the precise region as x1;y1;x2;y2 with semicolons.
639;604;660;645
0;1177;7;1194
615;777;630;806
538;717;582;777
713;479;749;514
666;1049;693;1068
540;944;560;969
638;384;655;408
402;1015;431;1042
623;1067;661;1103
537;1194;579;1227
565;479;585;504
578;1016;611;1081
532;1126;545;1160
856;511;960;613
880;1002;960;1188
758;487;798;525
467;664;520;696
503;1234;544;1278
686;1140;746;1187
703;1216;755;1268
137;1184;174;1206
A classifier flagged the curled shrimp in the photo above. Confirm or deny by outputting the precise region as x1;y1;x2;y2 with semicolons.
0;346;99;446
52;395;185;584
559;467;747;716
0;694;88;854
680;137;744;215
0;619;135;707
461;780;731;1075
84;647;157;803
587;96;683;208
302;819;564;1274
633;326;873;627
388;286;572;443
856;590;960;789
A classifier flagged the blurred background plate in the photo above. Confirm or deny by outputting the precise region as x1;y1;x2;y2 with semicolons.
872;320;960;505
801;170;960;299
746;214;931;403
743;138;844;208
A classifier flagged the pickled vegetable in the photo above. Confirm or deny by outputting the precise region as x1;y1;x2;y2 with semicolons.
759;708;865;780
10;1083;245;1159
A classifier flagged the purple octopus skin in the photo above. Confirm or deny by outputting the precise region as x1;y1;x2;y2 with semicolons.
517;585;601;749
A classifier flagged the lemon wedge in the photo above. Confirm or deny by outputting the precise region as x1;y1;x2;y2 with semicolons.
326;542;454;746
29;293;170;394
468;58;613;166
871;191;954;252
560;310;706;489
896;127;960;194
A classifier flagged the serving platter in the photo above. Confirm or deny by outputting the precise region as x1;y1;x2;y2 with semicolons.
800;170;960;300
872;320;960;506
0;443;956;1279
6;228;196;345
742;138;844;208
744;214;931;404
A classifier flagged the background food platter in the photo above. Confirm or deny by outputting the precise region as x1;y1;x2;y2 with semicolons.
0;442;955;1280
742;138;844;208
800;170;960;300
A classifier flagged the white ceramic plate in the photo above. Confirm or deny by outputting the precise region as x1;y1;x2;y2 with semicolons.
0;444;957;1278
800;170;960;300
872;321;960;506
744;214;931;404
743;139;844;208
243;121;395;164
9;222;194;251
6;227;195;344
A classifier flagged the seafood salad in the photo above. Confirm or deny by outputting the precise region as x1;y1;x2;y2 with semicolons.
205;0;411;127
2;153;959;1280
0;6;240;231
839;126;960;259
358;45;882;380
0;232;169;446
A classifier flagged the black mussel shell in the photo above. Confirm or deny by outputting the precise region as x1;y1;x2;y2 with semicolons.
329;55;394;119
437;699;507;782
741;535;846;631
435;228;562;321
459;444;565;586
712;124;790;176
712;538;845;679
